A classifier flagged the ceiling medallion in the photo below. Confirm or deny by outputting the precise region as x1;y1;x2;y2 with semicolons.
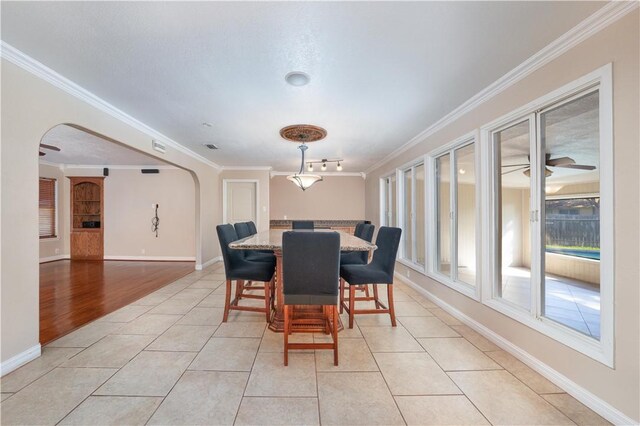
279;124;327;143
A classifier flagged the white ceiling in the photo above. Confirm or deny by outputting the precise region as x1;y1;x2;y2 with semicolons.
41;124;168;166
2;1;604;172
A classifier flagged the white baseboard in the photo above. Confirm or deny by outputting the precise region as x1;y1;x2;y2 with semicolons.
1;344;41;377
103;255;196;261
394;273;638;426
196;256;222;271
39;254;70;263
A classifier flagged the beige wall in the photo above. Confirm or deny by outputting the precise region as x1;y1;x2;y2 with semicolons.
220;169;270;232
39;166;196;260
1;59;222;366
38;163;68;259
364;13;639;421
270;175;365;220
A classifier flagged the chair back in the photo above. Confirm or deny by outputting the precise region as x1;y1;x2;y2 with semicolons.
292;220;314;230
357;224;375;243
350;223;375;264
370;227;402;280
217;224;245;277
234;222;252;239
282;231;340;305
247;221;258;235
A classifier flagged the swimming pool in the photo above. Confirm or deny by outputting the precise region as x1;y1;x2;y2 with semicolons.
546;247;600;260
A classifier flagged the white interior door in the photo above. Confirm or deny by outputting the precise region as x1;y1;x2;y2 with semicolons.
224;181;257;226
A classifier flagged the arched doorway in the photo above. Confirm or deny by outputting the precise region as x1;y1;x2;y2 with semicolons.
38;124;200;344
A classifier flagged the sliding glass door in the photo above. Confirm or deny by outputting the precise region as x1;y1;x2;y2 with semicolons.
490;86;603;339
431;137;477;295
539;89;601;339
493;118;535;311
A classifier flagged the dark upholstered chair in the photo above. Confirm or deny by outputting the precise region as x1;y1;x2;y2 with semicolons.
291;220;314;230
234;222;275;263
245;221;273;255
282;231;340;366
247;221;258;235
339;227;402;328
340;223;375;266
217;224;275;322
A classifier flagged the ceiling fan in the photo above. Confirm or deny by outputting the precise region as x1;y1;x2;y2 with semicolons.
39;143;61;157
502;153;596;177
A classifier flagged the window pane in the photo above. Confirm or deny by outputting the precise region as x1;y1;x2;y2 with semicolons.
436;154;451;275
541;90;600;339
455;144;476;286
390;175;396;227
403;169;412;260
415;164;425;266
39;178;56;238
495;120;532;311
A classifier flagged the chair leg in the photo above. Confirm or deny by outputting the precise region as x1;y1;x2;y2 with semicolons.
387;284;397;327
364;284;370;298
373;284;381;308
223;279;232;322
283;304;290;366
349;285;355;329
264;279;271;322
339;278;345;314
235;279;244;302
332;305;339;366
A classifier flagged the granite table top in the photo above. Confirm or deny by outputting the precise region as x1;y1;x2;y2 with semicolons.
229;229;377;252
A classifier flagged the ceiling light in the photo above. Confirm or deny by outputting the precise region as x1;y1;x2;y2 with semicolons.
286;144;323;191
336;162;343;171
285;71;310;87
308;163;313;172
321;162;327;171
459;168;466;175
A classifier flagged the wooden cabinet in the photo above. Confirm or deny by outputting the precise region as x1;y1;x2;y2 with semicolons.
69;177;104;260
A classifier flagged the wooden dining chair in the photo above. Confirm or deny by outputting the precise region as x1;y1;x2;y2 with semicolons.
217;224;275;322
339;227;402;328
246;221;258;235
339;223;375;302
234;222;275;263
291;220;314;230
282;231;340;366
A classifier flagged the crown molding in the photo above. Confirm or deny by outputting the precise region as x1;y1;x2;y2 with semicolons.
365;1;638;175
221;166;273;171
1;41;221;170
39;159;178;170
63;164;178;170
270;171;366;179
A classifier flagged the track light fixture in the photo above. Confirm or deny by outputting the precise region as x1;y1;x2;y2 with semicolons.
306;158;344;172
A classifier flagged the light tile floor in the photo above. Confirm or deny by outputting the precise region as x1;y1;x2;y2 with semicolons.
0;262;610;425
501;266;601;339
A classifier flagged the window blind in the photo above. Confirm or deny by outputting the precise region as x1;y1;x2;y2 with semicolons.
39;178;56;238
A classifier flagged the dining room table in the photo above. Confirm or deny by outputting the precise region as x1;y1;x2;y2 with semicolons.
229;228;377;332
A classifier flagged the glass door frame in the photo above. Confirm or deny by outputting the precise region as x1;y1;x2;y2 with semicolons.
426;131;480;300
480;64;614;366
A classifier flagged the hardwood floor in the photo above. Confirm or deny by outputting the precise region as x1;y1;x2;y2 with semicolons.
40;260;194;344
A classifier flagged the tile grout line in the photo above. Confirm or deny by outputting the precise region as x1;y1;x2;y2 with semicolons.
357;313;409;426
232;316;266;425
53;366;120;426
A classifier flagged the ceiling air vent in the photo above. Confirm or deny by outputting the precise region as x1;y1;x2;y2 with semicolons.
204;144;219;150
151;140;166;153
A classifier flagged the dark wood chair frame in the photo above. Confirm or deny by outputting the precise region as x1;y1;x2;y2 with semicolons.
339;278;397;328
223;277;274;322
284;304;339;366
